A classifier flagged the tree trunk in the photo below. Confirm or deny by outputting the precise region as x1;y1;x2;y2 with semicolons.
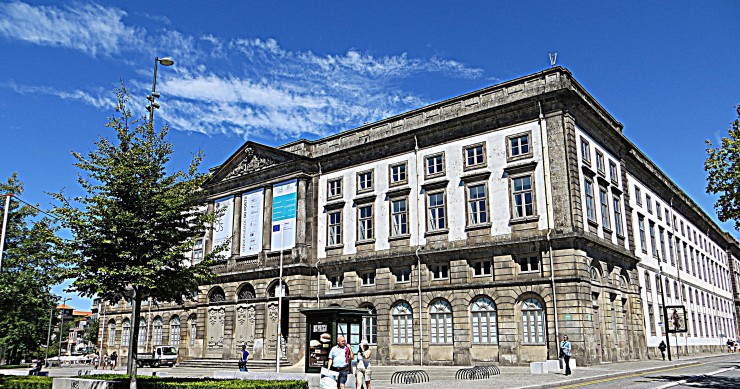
127;289;142;389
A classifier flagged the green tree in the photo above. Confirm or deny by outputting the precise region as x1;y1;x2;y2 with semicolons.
706;105;740;231
0;174;66;364
52;85;220;386
83;318;99;350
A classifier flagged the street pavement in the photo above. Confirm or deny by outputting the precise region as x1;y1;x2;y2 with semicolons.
1;352;738;389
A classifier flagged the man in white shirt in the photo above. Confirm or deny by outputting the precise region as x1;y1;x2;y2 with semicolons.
328;335;354;389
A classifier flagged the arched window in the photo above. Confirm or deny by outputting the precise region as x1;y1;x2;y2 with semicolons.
108;320;116;346
392;302;413;344
665;279;671;297
619;275;628;289
209;287;226;303
471;297;498;344
430;300;453;344
268;280;288;297
645;271;651;292
360;305;377;345
138;318;146;347
189;316;197;346
522;298;544;344
237;284;256;300
655;275;662;293
121;319;130;345
152;317;163;345
590;266;601;281
170;316;181;346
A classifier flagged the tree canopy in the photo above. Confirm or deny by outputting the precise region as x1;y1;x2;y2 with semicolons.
706;105;740;231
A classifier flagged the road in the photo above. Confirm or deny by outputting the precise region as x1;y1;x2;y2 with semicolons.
556;354;739;389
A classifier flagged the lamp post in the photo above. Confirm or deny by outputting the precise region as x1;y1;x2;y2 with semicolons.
276;221;287;373
44;305;55;366
58;296;71;362
0;193;12;272
147;57;174;129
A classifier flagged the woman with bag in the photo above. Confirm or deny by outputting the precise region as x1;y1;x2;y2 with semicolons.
355;339;372;389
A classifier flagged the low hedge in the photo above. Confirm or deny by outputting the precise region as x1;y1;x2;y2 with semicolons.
77;375;309;389
0;364;31;369
0;375;53;389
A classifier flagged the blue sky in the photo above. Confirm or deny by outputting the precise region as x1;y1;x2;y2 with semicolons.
1;1;739;310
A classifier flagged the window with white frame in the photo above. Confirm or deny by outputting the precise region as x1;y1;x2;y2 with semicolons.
389;162;407;185
189;317;197;346
391;198;409;236
392;302;413;344
362;307;377;344
646;194;653;213
609;161;618;183
358;205;373;241
584;178;596;223
613;196;624;236
122;319;130;345
522;298;544;344
599;188;611;229
635;186;642;206
471;297;498;344
328;210;342;246
153;316;163;346
656;203;662;220
512;174;534;218
509;133;530;158
596;150;605;174
464;143;486;168
328;178;342;198
431;263;449;280
138;318;146;346
429;300;453;344
472;259;493;277
518;255;540;273
330;274;344;289
192;238;203;264
394;267;411;283
425;153;445;177
108;321;116;346
467;183;488;225
357;171;373;193
581;138;591;164
427;191;446;231
170;316;181;346
360;271;376;286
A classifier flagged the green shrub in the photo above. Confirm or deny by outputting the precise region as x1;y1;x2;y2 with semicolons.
0;365;31;369
77;375;308;389
0;375;53;389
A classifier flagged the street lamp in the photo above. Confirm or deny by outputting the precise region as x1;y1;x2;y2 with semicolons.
147;56;174;129
0;193;12;272
57;296;71;362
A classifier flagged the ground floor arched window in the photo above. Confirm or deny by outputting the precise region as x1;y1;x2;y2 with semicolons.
153;317;163;345
430;300;453;344
471;297;498;344
122;319;131;346
170;316;181;346
392;302;413;344
522;298;544;344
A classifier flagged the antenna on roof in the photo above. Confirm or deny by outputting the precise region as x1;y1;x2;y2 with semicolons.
548;52;558;68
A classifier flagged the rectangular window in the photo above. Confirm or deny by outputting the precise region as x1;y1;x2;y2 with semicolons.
599;188;611;229
467;184;488;225
425;153;445;177
431;264;449;280
609;161;618;183
518;255;540;273
472;260;493;277
648;304;656;336
391;198;409;236
328;178;342;198
360;271;376;286
680;221;685;236
192;238;204;264
357;171;373;193
585;179;596;223
581;138;591;164
656;203;662;220
596;150;605;174
394;268;411;283
668;233;675;266
330;274;344;289
613;197;624;236
512;175;535;218
665;210;671;226
646;194;653;214
649;222;658;258
509;133;530;157
389;162;407;185
638;215;647;253
328;210;342;246
635;186;642;206
427;191;446;231
358;205;373;241
464;143;486;168
659;228;667;262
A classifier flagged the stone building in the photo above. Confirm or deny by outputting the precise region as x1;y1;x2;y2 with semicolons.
99;67;739;367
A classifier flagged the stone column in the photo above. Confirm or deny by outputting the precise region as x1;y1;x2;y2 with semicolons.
263;186;273;252
296;178;308;248
231;193;243;258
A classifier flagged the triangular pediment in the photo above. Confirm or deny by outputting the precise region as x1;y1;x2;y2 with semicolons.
206;142;300;185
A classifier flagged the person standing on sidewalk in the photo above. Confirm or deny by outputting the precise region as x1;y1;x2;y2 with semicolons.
355;339;372;389
560;335;572;376
658;341;667;360
328;335;354;389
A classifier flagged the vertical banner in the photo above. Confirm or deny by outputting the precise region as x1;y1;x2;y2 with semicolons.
212;196;234;258
240;189;264;256
271;179;297;250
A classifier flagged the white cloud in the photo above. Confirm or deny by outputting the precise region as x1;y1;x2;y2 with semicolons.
2;81;115;110
0;2;488;141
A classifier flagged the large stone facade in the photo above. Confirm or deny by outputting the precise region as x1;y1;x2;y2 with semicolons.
99;67;739;367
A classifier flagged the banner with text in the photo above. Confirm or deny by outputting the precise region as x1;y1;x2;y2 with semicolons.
212;196;234;258
240;189;264;256
271;179;297;250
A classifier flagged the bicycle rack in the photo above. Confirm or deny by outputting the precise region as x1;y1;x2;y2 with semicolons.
390;370;430;384
455;365;500;380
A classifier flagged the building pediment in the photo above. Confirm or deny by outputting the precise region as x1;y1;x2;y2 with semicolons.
206;142;301;186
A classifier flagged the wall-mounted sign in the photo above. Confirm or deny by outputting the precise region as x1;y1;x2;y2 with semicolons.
213;196;234;258
240;189;264;256
271;179;297;250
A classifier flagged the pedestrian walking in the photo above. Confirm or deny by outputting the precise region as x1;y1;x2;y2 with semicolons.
102;353;109;369
658;340;667;360
238;344;249;372
328;335;354;389
109;351;118;370
559;335;572;376
355;339;372;389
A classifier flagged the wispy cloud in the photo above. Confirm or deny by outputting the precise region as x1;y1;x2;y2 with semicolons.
2;81;116;110
0;2;488;141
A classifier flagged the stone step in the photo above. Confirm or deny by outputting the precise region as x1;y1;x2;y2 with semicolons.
177;358;289;370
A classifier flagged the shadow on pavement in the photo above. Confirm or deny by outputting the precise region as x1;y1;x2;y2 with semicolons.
647;374;740;388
